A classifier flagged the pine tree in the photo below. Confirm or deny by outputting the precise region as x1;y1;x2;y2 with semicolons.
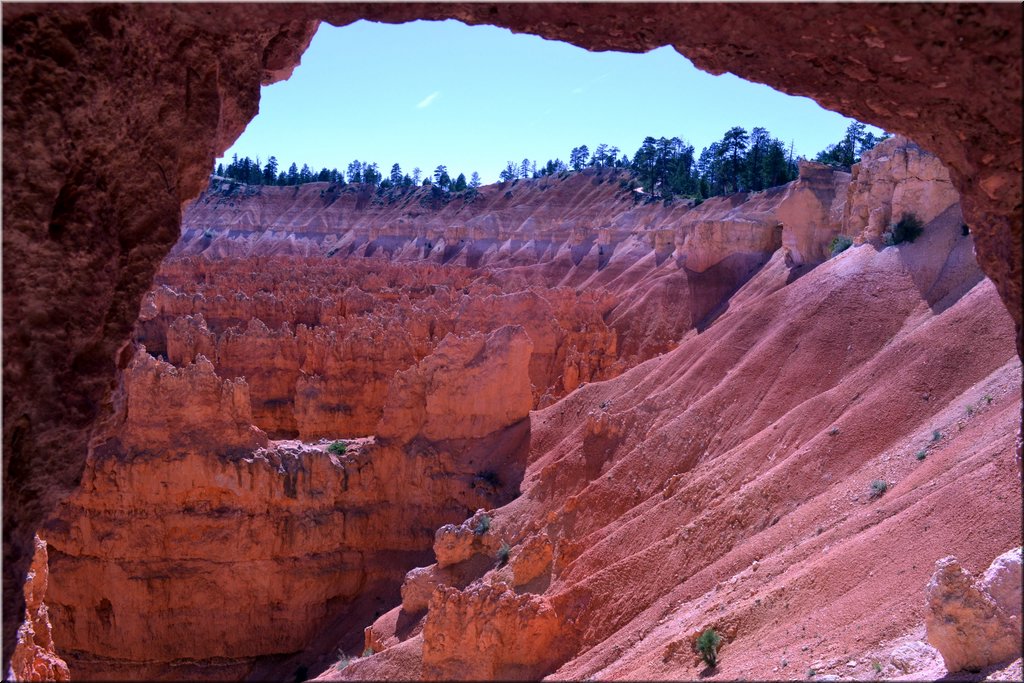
745;128;771;192
717;127;749;193
569;145;590;171
347;160;362;184
433;165;449;188
499;161;518;182
469;171;482;188
631;137;658;192
364;163;380;185
262;157;278;185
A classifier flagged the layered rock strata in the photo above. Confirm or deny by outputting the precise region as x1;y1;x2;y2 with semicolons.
321;138;1022;682
34;133;1021;682
43;325;534;679
4;5;1021;658
132;171;793;442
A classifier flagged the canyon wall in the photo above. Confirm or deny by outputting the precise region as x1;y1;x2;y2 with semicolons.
3;3;1021;663
327;137;1022;682
43;324;533;679
40;168;800;679
135;170;788;442
35;140;1022;681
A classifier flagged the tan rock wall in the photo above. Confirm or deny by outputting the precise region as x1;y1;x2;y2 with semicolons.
777;161;850;265
845;135;962;245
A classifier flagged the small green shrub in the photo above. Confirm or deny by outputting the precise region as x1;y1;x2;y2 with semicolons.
931;430;942;442
696;628;722;667
808;668;817;678
328;440;347;455
496;541;511;568
827;427;840;436
984;394;993;404
829;234;853;257
869;479;888;499
871;660;882;674
915;449;927;461
965;404;974;416
362;646;375;658
473;514;491;536
883;213;924;245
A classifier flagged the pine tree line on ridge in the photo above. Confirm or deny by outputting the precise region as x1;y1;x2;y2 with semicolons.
214;121;886;202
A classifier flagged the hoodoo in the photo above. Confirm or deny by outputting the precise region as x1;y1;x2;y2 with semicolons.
17;136;1022;681
3;2;1021;680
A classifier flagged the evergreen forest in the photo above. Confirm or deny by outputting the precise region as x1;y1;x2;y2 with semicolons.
214;122;886;202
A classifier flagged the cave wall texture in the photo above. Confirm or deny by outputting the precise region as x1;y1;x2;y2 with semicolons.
2;1;1021;668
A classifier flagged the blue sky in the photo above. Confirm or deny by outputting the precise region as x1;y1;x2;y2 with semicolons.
219;20;885;183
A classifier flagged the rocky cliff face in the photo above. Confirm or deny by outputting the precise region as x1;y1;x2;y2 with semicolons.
41;171;798;679
321;139;1022;682
8;536;69;682
4;5;1021;662
132;171;792;442
35;141;1022;681
43;325;533;679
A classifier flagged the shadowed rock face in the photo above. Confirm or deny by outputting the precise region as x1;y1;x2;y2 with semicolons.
2;1;1020;667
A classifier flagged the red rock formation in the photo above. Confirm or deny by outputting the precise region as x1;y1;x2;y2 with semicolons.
421;582;571;681
137;254;627;437
125;173;799;443
5;6;1021;661
118;348;268;456
43;324;535;678
8;536;70;682
777;161;849;266
925;551;1022;673
378;328;534;444
320;147;1021;681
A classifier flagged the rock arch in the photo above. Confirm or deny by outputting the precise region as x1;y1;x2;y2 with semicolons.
2;2;1020;666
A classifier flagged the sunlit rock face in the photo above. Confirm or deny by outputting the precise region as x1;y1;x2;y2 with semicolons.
9;536;69;682
326;142;1021;682
43;325;535;679
777;161;850;266
925;550;1023;673
845;135;963;246
41;168;809;679
2;0;1019;668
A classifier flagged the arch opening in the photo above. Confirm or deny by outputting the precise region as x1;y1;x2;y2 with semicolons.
2;3;1020;676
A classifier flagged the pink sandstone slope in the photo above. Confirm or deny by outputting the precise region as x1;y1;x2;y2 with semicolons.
29;138;1021;681
333;221;1020;682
